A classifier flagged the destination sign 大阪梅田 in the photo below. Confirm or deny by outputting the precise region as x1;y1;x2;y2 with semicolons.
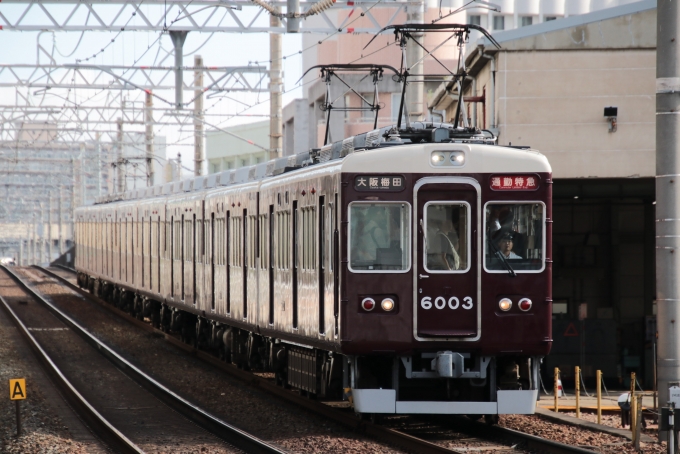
354;175;405;192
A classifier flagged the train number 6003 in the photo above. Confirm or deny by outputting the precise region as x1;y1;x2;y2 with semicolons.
421;296;473;310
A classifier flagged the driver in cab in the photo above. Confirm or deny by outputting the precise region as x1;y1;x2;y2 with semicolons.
497;232;521;259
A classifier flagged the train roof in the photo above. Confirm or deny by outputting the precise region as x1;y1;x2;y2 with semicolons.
93;123;549;205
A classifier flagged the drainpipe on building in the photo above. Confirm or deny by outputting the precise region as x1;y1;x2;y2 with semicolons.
478;46;496;132
656;0;680;439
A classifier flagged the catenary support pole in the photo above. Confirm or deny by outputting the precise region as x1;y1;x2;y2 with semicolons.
270;15;282;160
58;186;63;255
145;90;155;185
48;196;52;264
406;0;424;122
657;0;680;440
194;55;204;176
116;118;125;193
170;31;188;110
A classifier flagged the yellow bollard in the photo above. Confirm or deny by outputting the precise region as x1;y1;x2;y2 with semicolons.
554;367;559;412
596;370;602;425
630;372;637;435
575;366;580;418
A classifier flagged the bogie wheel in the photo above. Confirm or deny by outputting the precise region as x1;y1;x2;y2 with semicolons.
484;414;499;425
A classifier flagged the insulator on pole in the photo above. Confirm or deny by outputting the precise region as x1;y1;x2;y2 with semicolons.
303;0;336;17
250;0;281;16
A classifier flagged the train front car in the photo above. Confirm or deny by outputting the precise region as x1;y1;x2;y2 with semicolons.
340;141;552;417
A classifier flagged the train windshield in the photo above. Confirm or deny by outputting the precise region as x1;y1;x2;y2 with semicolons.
484;203;545;272
349;202;410;272
424;202;469;272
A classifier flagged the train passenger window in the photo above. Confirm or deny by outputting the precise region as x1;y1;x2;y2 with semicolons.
349;202;410;272
484;202;545;272
424;203;470;273
300;207;316;270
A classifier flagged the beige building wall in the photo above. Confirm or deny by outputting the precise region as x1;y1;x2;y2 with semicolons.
497;49;655;178
431;3;657;179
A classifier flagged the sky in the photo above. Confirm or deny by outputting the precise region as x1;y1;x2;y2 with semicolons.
0;2;308;173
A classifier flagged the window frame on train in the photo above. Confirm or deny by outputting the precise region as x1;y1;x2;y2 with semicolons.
347;201;412;274
423;201;472;274
483;200;547;274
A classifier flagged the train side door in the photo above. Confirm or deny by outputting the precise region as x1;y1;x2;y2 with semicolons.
414;177;480;341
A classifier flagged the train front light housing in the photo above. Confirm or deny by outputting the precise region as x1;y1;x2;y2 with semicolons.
431;151;446;165
381;298;395;311
450;151;465;165
498;298;512;311
518;298;532;312
361;297;376;311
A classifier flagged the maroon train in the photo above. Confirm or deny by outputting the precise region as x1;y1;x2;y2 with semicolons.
75;123;552;418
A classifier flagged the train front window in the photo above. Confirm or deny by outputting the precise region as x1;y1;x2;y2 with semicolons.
349;202;410;272
424;202;470;273
484;202;545;272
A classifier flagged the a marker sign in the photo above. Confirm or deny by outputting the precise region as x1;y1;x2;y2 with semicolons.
9;379;26;400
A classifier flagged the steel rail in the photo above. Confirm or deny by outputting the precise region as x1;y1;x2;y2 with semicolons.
5;265;285;454
40;266;599;454
0;267;144;454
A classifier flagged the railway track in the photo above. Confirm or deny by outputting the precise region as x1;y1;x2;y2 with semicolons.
35;265;596;454
0;265;285;454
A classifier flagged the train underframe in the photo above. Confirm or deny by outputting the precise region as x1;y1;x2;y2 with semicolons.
79;273;540;418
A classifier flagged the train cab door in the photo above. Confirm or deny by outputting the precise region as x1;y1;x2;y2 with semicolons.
414;177;480;341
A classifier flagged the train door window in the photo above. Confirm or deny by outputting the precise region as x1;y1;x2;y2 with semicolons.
193;213;197;305
268;205;274;325
292;201;298;328
424;202;470;273
226;211;231;314
318;196;325;334
348;202;411;272
141;218;145;287
484;202;545;273
243;209;248;319
211;213;215;311
332;193;339;336
259;213;268;270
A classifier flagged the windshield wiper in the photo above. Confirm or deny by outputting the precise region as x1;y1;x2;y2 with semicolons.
488;240;516;277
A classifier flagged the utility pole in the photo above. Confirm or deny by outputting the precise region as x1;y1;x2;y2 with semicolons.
170;31;188;110
270;15;283;160
194;55;204;176
116;117;125;193
657;0;680;438
406;0;424;122
145;90;155;185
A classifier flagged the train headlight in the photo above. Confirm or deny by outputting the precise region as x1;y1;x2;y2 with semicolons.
498;298;512;311
431;152;446;165
361;297;376;311
518;298;532;312
450;151;465;165
381;298;395;311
